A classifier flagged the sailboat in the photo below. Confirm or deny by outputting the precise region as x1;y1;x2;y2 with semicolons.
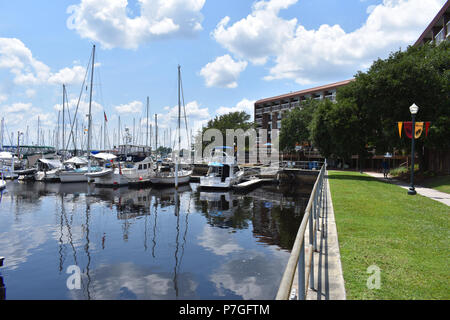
57;156;102;183
150;65;192;187
34;158;63;182
85;152;129;186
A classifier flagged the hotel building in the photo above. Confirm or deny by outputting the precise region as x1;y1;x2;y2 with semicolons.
414;0;450;46
254;79;353;138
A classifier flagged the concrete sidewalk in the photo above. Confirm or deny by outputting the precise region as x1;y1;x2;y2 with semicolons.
290;172;346;300
365;172;450;207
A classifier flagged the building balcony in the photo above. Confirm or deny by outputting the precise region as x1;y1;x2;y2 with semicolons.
264;107;271;113
255;108;263;115
435;27;445;43
272;105;281;112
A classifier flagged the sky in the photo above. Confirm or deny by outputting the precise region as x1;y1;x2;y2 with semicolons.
0;0;446;149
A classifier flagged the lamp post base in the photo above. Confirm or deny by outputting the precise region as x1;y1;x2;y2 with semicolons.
408;187;417;195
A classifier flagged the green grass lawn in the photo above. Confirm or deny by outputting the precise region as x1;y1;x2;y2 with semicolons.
328;170;450;300
420;175;450;194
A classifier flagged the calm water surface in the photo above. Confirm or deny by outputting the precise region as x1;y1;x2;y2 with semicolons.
0;180;311;300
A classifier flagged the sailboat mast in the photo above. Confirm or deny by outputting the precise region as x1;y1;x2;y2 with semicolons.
146;96;149;151
37;116;40;146
103;112;106;150
175;65;181;189
155;114;158;151
118;116;121;147
0;117;4;150
62;84;65;154
87;44;95;179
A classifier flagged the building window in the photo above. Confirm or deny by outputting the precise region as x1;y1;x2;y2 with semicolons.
435;27;445;43
277;120;281;129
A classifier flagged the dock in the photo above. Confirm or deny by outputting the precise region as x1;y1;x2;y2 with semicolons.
232;178;276;192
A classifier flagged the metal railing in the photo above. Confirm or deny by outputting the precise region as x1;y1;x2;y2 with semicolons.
281;160;324;170
276;161;327;300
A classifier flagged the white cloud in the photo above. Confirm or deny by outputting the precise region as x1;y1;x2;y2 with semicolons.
0;37;51;85
215;98;255;120
53;97;104;117
48;65;86;85
152;100;210;148
114;100;143;114
0;102;55;129
0;37;87;86
212;0;297;65
0;93;7;103
2;102;33;114
197;225;243;256
162;100;210;125
25;89;36;98
66;0;206;49
200;55;248;88
213;0;446;84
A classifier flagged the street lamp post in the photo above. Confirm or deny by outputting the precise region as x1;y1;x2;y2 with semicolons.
408;103;418;195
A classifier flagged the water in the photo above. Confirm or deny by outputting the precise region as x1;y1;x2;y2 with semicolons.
0;180;311;300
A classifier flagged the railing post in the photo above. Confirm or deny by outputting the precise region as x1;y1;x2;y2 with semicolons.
308;202;314;291
298;239;305;300
313;188;319;252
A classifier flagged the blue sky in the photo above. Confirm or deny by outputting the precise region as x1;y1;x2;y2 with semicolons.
0;0;446;149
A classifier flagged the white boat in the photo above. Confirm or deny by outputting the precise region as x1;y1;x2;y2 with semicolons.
199;149;245;190
86;167;130;187
121;156;155;185
57;157;102;183
35;158;63;182
85;153;129;187
16;168;37;181
149;168;192;186
0;152;21;179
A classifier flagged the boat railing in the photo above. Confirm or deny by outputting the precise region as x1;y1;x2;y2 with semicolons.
276;160;327;300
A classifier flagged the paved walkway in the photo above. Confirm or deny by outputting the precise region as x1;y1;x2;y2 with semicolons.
290;172;346;300
365;172;450;207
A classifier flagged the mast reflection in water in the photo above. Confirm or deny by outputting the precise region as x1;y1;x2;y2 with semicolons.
0;180;311;299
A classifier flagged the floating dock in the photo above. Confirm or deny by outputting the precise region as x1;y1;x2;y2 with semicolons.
232;178;276;192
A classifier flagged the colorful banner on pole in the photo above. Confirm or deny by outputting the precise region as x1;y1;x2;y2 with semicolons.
397;122;430;139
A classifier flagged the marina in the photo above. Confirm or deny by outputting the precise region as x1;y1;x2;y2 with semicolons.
0;178;312;300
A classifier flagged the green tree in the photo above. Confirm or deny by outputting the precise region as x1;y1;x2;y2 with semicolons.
279;99;318;152
202;111;255;136
310;98;369;169
347;42;448;171
194;111;255;155
311;42;449;171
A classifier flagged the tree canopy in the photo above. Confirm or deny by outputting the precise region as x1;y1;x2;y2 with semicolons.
279;99;318;152
202;111;255;136
281;41;449;171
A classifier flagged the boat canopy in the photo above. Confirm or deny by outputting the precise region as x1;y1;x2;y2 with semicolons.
38;158;63;169
208;161;224;167
92;153;117;160
64;157;88;165
0;152;14;159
